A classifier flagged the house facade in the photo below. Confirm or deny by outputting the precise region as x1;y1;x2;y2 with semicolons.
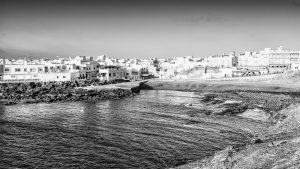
98;66;128;82
261;47;300;73
205;52;237;68
0;59;45;82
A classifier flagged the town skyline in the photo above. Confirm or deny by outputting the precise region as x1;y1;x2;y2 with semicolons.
1;45;300;83
1;0;300;59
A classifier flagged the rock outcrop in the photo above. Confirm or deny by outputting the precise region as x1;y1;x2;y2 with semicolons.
172;103;300;169
0;81;135;105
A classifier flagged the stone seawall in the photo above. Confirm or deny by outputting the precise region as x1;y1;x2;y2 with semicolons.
0;81;135;105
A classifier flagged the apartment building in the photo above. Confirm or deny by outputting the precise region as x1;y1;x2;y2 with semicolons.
98;66;128;82
126;67;141;81
64;56;99;80
0;59;45;82
237;51;269;74
204;52;237;68
238;51;269;67
39;72;76;82
261;46;300;73
40;64;87;82
83;61;99;80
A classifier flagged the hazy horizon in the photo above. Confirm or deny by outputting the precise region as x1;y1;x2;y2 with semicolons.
1;0;300;59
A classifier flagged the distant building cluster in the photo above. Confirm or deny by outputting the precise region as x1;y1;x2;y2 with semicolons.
0;46;300;82
193;46;300;78
0;55;161;82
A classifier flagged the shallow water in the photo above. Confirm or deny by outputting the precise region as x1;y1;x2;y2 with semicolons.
1;90;263;169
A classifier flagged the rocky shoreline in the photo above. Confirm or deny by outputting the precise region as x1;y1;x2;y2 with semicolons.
0;81;135;105
170;91;300;169
140;79;300;168
172;104;300;169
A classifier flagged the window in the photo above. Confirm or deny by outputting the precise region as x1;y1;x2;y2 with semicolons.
33;75;38;77
30;68;36;72
15;68;21;72
24;68;27;72
113;73;116;77
5;68;10;72
57;76;59;79
63;76;66;78
109;73;111;77
11;75;16;78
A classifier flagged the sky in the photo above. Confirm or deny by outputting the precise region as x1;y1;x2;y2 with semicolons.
1;0;300;59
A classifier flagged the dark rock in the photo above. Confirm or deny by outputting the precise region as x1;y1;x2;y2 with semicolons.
203;110;213;115
2;100;18;105
218;103;248;115
254;139;264;144
211;99;224;104
0;81;134;104
202;94;218;102
21;99;39;104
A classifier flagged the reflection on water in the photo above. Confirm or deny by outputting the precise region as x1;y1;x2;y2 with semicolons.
1;90;261;169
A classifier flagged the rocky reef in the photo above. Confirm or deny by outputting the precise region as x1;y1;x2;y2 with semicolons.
185;91;298;119
0;81;135;105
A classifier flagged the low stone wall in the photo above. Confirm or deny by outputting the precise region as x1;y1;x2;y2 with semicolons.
0;81;134;105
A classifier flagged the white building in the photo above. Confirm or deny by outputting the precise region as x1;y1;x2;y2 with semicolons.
126;67;141;81
238;51;269;67
80;61;99;80
98;66;128;82
291;63;300;71
260;46;300;73
258;47;300;66
0;59;45;82
205;52;237;68
173;56;198;72
38;72;78;82
63;56;99;80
